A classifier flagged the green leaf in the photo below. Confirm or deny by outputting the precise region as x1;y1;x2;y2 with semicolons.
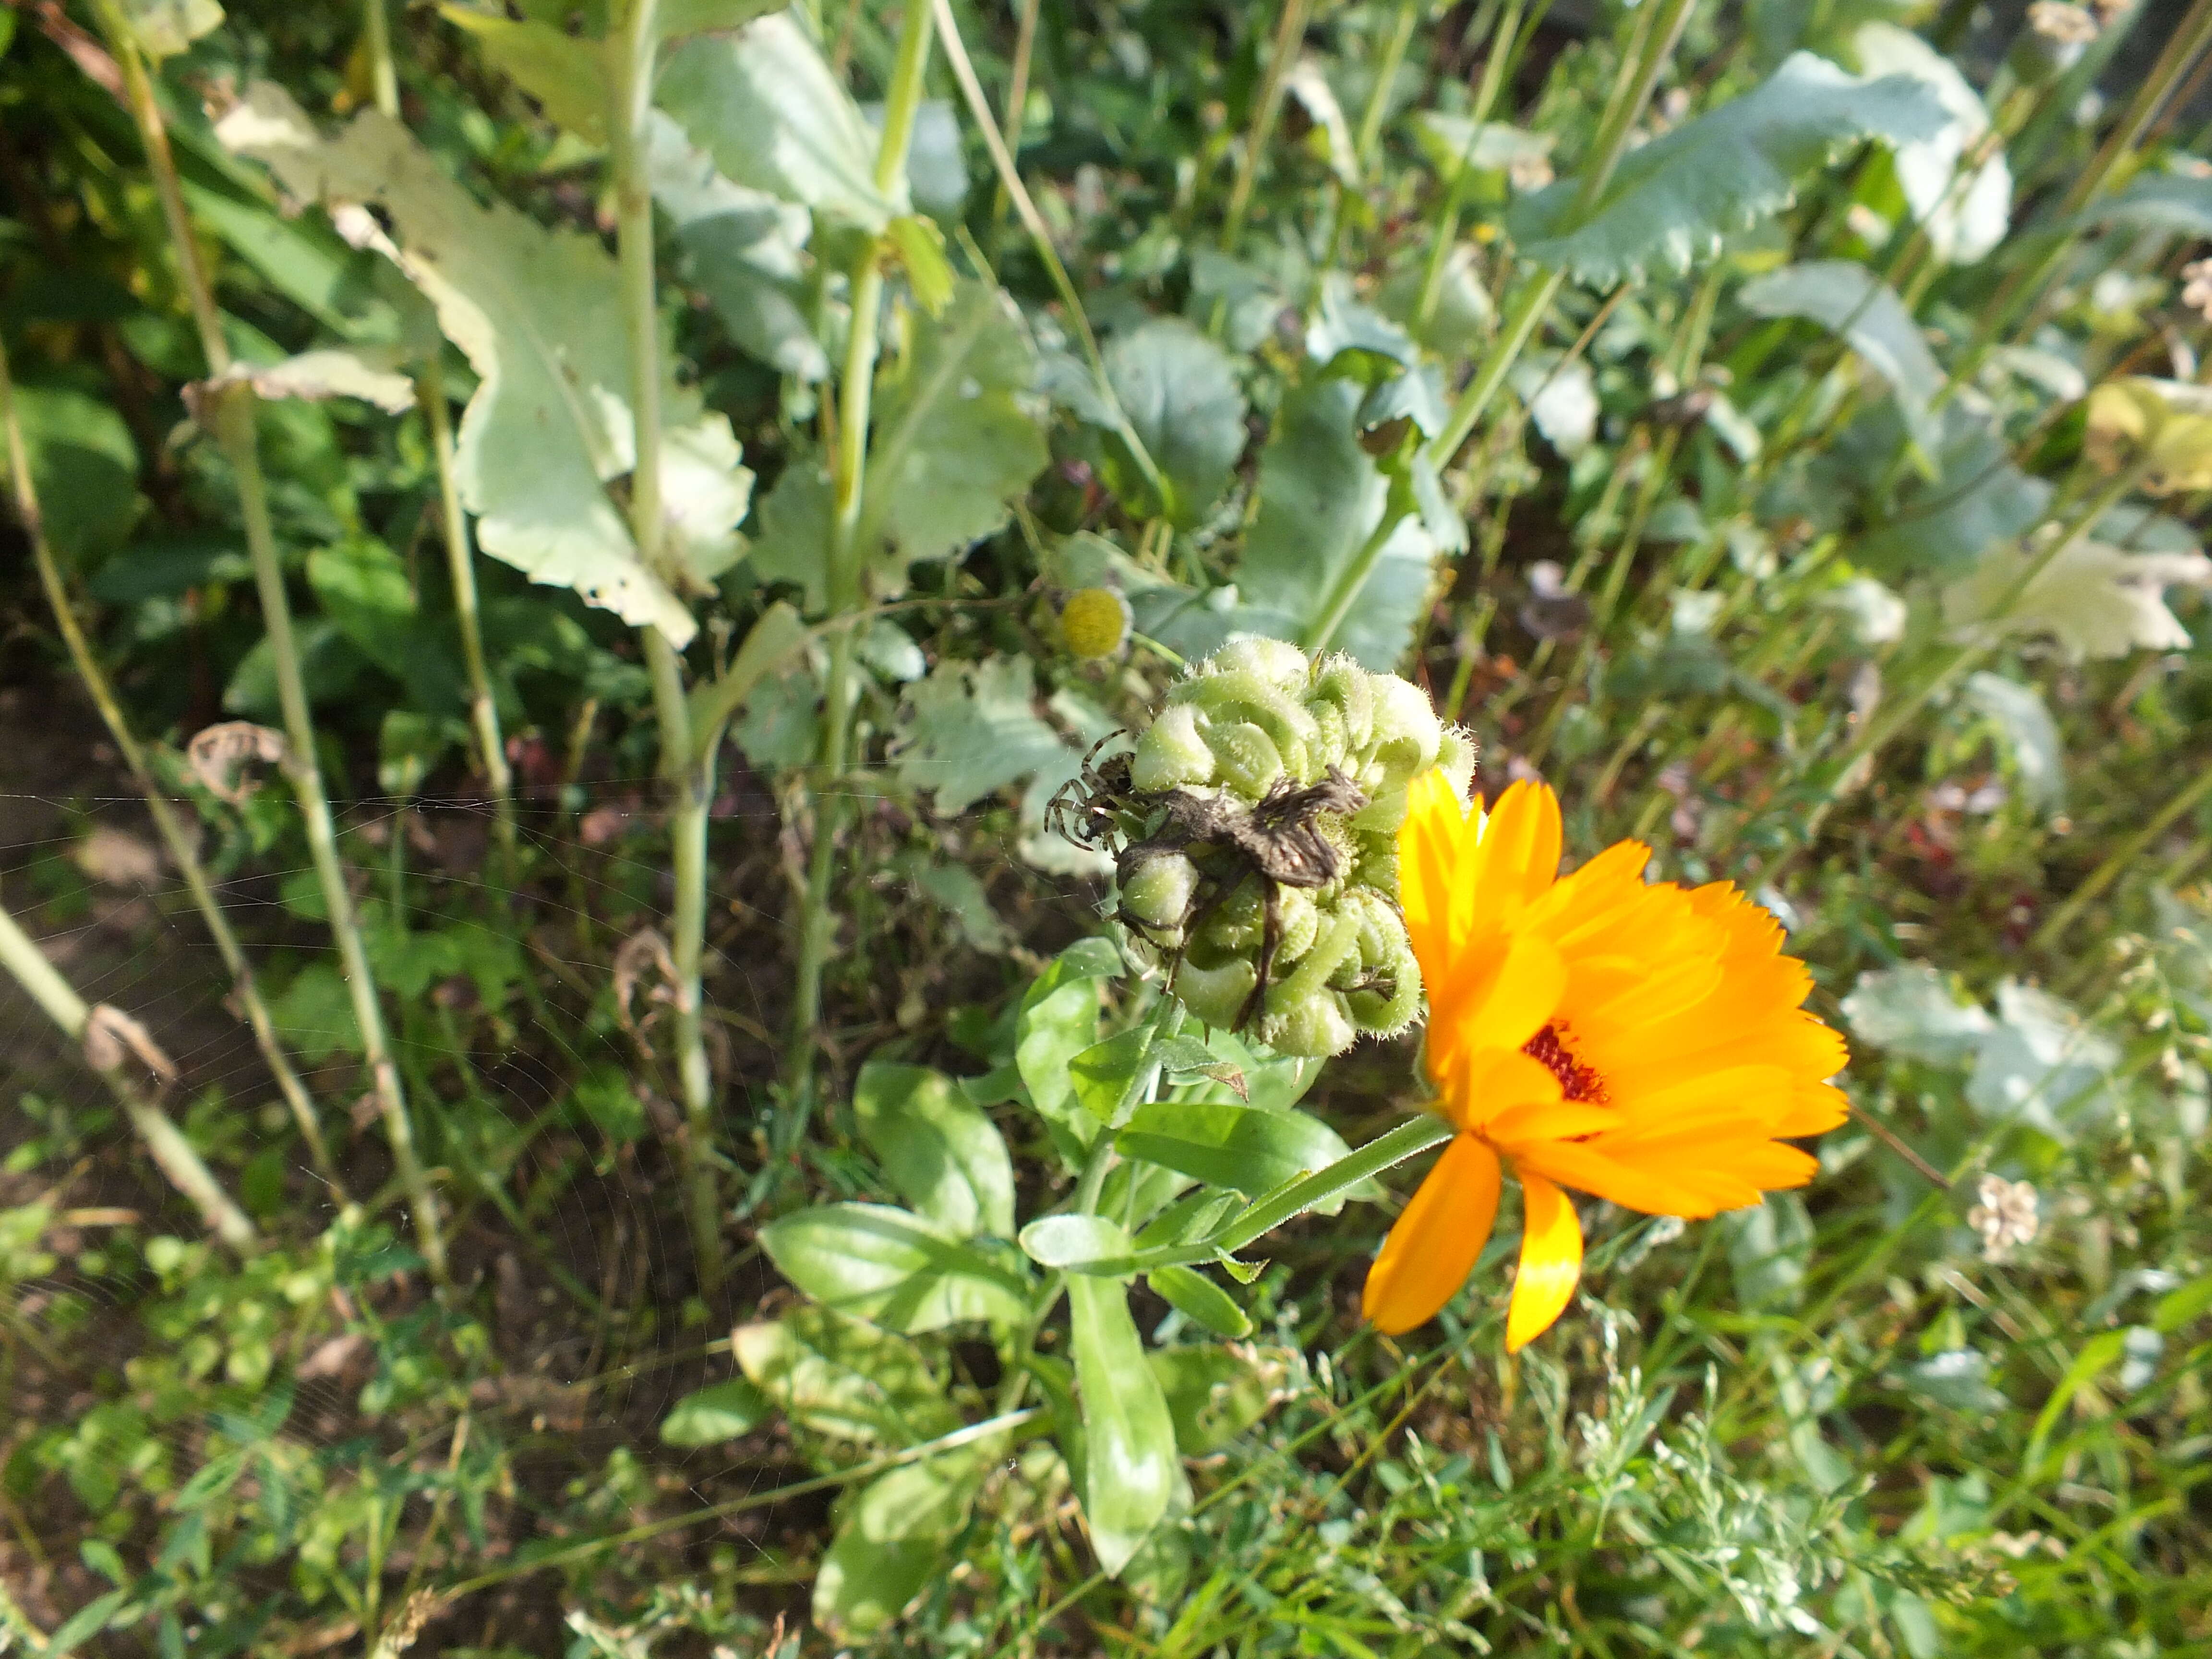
119;0;223;59
2080;170;2212;238
660;0;783;39
731;1306;956;1445
885;214;954;314
1408;112;1553;187
211;347;418;414
1069;1025;1159;1127
657;11;906;231
813;1440;1000;1637
1148;1345;1287;1454
439;7;608;139
1099;317;1249;527
686;600;810;746
890;655;1071;814
759;1202;1029;1332
9;384;142;566
855;1062;1016;1238
644;110;828;381
659;1378;773;1445
216;84;743;646
1738;261;1940;452
1233;375;1439;671
849;279;1049;596
1067;1275;1177;1577
377;709;460;797
1855;411;2049;580
1507;51;1948;286
1960;671;2064;812
1018;1214;1136;1271
1147;1266;1251;1338
1015;939;1122;1163
1117;1102;1356;1204
46;1587;127;1657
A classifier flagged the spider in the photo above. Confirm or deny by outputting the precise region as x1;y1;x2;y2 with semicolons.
1044;733;1135;851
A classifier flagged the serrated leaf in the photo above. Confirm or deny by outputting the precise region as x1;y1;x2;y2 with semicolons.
1941;533;2212;661
216;84;732;644
1098;317;1248;527
645;111;826;381
659;1377;772;1444
1738;260;1941;451
760;1202;1030;1332
889;654;1079;815
1068;1275;1177;1576
657;11;905;231
1233;375;1438;671
814;1439;1000;1636
732;1306;955;1445
1019;1214;1135;1270
1508;51;1949;286
855;1062;1016;1238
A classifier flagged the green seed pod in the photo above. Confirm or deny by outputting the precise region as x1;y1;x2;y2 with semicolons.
1175;953;1257;1031
1131;703;1215;792
1211;721;1286;797
1121;848;1199;934
1060;587;1133;659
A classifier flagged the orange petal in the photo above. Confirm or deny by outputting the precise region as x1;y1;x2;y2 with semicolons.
1511;1139;1735;1217
1447;1047;1564;1133
1505;1171;1583;1351
1363;1135;1503;1335
1479;781;1564;919
1467;931;1568;1053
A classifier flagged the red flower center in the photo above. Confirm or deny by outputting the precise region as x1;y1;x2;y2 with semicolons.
1523;1023;1607;1103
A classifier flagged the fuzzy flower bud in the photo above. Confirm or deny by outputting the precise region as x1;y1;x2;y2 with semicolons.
1070;640;1473;1058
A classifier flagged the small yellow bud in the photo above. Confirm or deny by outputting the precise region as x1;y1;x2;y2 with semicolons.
1059;587;1132;659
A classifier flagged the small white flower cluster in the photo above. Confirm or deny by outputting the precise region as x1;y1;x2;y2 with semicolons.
1967;1173;2040;1263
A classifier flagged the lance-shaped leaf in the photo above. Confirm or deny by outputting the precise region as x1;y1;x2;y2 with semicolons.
855;1062;1017;1238
1068;1275;1177;1576
1739;261;1942;452
657;11;905;231
1117;1101;1356;1206
815;1438;1004;1636
759;1202;1031;1332
1508;51;1949;286
215;84;730;645
732;1305;956;1444
644;111;826;380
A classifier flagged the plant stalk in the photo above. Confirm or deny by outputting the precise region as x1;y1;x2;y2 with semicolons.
610;0;728;1292
1;337;344;1195
1413;0;1525;330
789;0;938;1112
363;0;399;119
2033;761;2212;950
1355;0;1422;171
1220;0;1311;248
0;892;257;1250
97;6;445;1277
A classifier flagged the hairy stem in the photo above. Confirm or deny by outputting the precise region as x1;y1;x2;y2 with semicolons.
0;893;257;1250
789;0;937;1114
97;6;444;1276
1;337;345;1195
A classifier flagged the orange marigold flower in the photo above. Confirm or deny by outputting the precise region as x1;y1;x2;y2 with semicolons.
1362;771;1849;1349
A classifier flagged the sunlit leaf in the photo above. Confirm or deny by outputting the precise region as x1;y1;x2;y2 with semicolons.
1739;261;1940;450
855;1062;1016;1238
759;1202;1030;1332
731;1306;956;1445
1068;1275;1177;1576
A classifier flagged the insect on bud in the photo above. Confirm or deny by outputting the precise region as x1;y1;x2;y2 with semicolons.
1048;639;1475;1058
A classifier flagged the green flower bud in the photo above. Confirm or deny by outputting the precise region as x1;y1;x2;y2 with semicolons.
1211;721;1286;797
1132;703;1215;792
1121;848;1199;935
1174;953;1257;1030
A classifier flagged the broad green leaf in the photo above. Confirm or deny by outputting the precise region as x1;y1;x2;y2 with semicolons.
855;1062;1016;1238
1068;1275;1177;1576
1100;317;1248;526
306;539;467;712
2080;169;2212;238
1508;51;1948;286
1148;1345;1288;1454
376;709;459;797
661;0;783;38
849;280;1049;593
814;1440;1000;1636
180;182;411;345
1856;411;2049;580
1960;671;2064;812
440;7;608;139
1232;375;1438;671
657;12;905;231
644;110;827;381
120;0;223;59
1840;964;1993;1065
1896;1349;2007;1413
1738;261;1941;451
216;84;737;645
658;1377;772;1444
1942;533;2212;661
2086;376;2212;496
1851;23;2009;265
1068;1025;1158;1126
1408;112;1553;186
686;600;809;745
9;384;142;565
759;1202;1029;1332
731;1306;956;1444
1018;1214;1136;1271
1117;1101;1355;1203
1963;981;2118;1137
1307;269;1419;368
1147;1266;1251;1338
1014;939;1121;1163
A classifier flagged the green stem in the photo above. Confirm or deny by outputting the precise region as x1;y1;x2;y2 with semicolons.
1427;269;1563;467
422;358;517;878
1220;0;1310;248
363;0;399;120
1354;0;1422;171
1413;0;1525;330
1215;1114;1452;1253
1;336;345;1196
2033;761;2212;952
97;8;444;1277
1303;478;1412;654
0;890;257;1250
610;0;727;1293
789;0;938;1114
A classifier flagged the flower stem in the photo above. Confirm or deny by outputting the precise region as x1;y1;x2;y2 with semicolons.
1354;0;1422;172
362;0;399;120
0;336;345;1197
0;892;257;1251
1412;0;1527;331
96;5;445;1277
609;0;728;1293
1220;0;1310;248
788;0;937;1115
